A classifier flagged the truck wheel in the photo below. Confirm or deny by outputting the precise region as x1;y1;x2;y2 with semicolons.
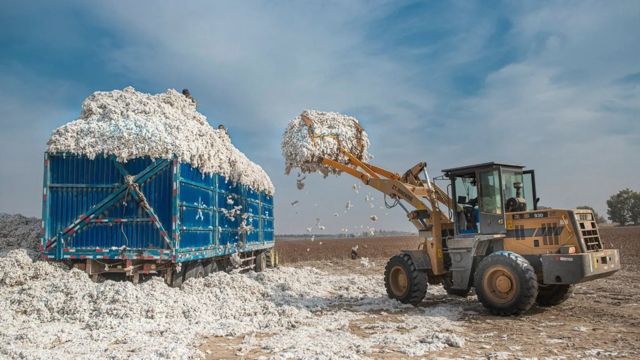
474;251;538;316
184;263;205;281
384;253;427;305
203;260;218;276
536;284;574;307
170;266;185;288
443;277;471;297
255;252;267;272
266;249;279;268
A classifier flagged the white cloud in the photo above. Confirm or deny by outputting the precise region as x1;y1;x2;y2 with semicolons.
0;1;638;231
429;2;640;217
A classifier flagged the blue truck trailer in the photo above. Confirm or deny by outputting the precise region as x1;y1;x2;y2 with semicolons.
41;152;276;286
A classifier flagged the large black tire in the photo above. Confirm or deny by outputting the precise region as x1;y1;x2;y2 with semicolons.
536;284;574;307
184;263;205;282
266;249;279;268
474;251;538;316
384;253;428;305
255;252;267;272
443;276;471;297
203;260;219;276
170;266;185;288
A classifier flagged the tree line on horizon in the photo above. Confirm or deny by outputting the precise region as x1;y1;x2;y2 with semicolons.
605;188;640;226
574;188;639;226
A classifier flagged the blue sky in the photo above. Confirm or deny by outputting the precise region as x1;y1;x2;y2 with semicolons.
1;1;638;233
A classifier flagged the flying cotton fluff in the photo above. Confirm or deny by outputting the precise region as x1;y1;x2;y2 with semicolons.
281;110;371;176
47;87;274;194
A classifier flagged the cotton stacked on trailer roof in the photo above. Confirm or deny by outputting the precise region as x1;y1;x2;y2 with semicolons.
48;86;274;194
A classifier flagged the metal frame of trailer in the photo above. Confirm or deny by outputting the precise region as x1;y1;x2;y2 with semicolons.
41;153;274;282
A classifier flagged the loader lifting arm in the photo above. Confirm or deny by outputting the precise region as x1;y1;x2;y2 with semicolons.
320;156;451;229
300;113;452;232
300;114;453;276
320;153;453;276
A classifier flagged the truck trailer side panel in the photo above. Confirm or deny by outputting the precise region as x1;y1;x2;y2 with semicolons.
41;153;274;265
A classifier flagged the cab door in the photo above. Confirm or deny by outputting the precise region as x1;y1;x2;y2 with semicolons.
478;169;505;234
523;170;537;210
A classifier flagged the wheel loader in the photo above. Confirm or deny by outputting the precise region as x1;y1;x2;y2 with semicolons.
297;116;621;315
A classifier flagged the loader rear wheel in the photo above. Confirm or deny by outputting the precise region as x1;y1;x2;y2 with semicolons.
536;284;574;307
384;254;427;305
474;251;538;316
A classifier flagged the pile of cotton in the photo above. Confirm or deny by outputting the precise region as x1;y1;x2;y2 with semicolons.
0;214;41;256
282;110;370;176
47;87;274;194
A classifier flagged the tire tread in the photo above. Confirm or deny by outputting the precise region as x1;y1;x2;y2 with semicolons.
384;253;428;305
474;251;538;316
536;284;574;307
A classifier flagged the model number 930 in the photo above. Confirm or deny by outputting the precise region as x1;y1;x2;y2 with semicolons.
513;212;548;220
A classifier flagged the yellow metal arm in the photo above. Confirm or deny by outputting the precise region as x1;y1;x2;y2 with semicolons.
320;149;453;225
299;115;452;276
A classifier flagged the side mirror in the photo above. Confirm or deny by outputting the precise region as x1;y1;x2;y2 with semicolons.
535;197;540;204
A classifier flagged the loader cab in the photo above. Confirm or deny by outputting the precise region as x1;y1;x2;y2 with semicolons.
442;162;537;236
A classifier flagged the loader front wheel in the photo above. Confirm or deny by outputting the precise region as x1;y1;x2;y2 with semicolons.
536;284;574;307
474;251;538;316
384;254;427;305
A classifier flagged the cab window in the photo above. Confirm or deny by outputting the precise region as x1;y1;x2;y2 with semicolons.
523;171;537;210
502;170;524;201
454;176;478;233
454;177;478;206
479;170;502;214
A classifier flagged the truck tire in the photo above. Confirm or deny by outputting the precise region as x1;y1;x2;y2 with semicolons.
255;252;267;272
536;284;574;307
384;253;428;305
184;263;205;281
203;260;218;276
170;266;185;288
474;251;538;316
266;249;279;268
443;277;471;297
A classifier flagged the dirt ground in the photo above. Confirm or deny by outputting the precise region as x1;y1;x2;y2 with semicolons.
202;226;640;359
